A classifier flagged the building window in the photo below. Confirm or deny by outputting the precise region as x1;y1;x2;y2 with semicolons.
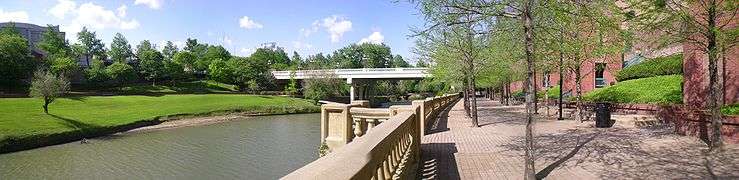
595;63;606;88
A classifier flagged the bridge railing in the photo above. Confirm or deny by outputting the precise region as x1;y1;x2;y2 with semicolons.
283;94;459;180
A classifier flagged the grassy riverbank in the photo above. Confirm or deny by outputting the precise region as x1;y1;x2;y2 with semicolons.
0;94;320;153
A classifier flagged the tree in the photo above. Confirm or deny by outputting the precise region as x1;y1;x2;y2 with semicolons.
391;55;410;68
49;56;79;77
76;27;106;67
136;40;154;57
330;43;393;69
37;25;71;59
291;51;303;68
208;58;231;83
250;47;290;70
29;70;69;114
285;67;299;96
627;0;738;150
0;24;34;86
138;49;165;85
162;41;179;61
106;62;137;85
109;33;133;63
201;45;232;71
173;51;197;72
85;58;108;84
303;72;346;102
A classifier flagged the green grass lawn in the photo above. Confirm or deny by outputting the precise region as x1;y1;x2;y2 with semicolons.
583;75;683;104
104;80;239;94
0;94;319;152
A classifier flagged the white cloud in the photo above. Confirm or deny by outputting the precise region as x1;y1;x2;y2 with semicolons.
48;0;76;19
0;9;30;23
116;5;127;17
239;16;263;29
240;47;254;56
320;15;352;43
292;41;313;49
299;21;320;37
222;36;233;46
134;0;162;9
59;2;140;34
359;31;384;44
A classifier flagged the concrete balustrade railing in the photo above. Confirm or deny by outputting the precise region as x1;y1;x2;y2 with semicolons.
283;94;459;180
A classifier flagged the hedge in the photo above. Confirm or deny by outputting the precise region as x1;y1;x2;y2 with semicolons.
584;75;683;104
616;54;683;81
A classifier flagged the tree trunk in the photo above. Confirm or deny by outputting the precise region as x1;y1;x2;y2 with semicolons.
706;4;724;150
469;74;479;127
575;69;583;122
463;81;471;117
558;52;565;120
500;85;505;104
545;73;550;117
43;97;50;114
534;68;539;114
522;1;536;178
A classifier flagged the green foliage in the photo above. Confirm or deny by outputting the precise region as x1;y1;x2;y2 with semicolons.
84;59;108;83
76;27;106;65
37;26;71;58
29;70;70;113
162;41;179;60
0;94;320;152
285;68;298;96
250;47;291;70
303;73;346;102
138;50;165;83
0;25;34;85
546;85;561;99
106;62;137;85
49;56;79;77
616;54;683;81
391;55;410;68
584;75;682;104
173;51;197;72
722;104;739;116
207;58;230;83
330;43;393;68
109;33;133;63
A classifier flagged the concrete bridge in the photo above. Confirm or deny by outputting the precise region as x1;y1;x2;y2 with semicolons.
272;68;431;102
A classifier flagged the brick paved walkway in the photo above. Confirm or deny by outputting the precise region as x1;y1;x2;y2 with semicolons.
418;99;739;180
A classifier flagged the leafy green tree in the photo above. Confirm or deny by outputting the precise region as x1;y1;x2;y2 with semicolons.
207;58;231;83
330;43;393;69
303;71;346;102
29;70;69;114
49;56;79;77
250;47;291;70
85;58;108;84
136;40;154;57
106;62;137;85
0;24;34;86
173;51;197;72
37;25;71;59
76;27;106;67
184;38;209;71
163;60;186;84
200;45;231;71
285;67;299;96
109;33;133;63
227;57;273;91
391;55;410;68
138;49;165;85
162;41;179;61
627;0;738;150
291;51;302;68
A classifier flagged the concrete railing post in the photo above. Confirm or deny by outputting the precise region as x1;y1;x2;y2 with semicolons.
412;100;427;135
321;103;359;151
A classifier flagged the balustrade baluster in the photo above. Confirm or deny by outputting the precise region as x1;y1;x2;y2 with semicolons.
383;157;391;179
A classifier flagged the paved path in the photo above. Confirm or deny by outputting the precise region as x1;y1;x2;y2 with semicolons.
418;99;739;180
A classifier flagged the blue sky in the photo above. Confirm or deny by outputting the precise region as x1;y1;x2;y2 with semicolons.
0;0;424;61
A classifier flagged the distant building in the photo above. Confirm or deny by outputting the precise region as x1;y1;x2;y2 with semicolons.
0;22;65;59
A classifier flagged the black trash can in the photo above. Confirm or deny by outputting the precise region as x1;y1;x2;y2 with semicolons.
595;102;612;128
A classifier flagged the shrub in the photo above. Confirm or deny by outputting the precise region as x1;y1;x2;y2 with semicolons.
723;104;739;116
584;75;682;104
616;54;682;81
545;85;560;99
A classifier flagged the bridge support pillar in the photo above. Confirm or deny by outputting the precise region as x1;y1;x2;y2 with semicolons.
347;78;355;103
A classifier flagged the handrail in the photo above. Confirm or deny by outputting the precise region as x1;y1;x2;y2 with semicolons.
285;93;460;179
282;112;419;180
